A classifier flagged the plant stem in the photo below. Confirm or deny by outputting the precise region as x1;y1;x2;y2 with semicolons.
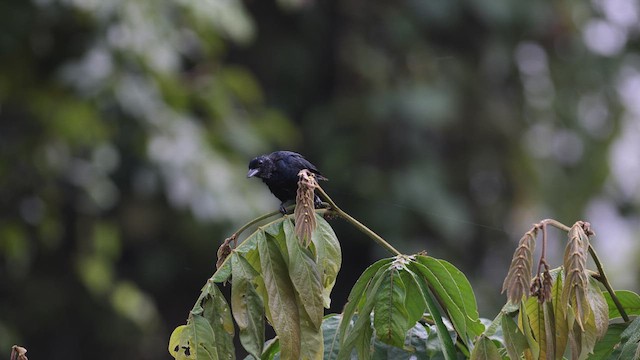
232;205;295;240
316;185;402;256
588;245;630;322
538;218;571;232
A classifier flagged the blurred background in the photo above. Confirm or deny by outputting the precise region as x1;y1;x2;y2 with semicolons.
1;0;639;358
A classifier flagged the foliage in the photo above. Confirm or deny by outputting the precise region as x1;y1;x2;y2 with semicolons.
168;181;639;359
2;0;639;358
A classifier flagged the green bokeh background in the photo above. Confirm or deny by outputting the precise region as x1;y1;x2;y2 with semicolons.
1;0;639;358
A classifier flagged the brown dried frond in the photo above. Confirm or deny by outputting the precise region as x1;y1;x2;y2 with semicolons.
216;234;236;269
294;169;318;247
502;229;536;304
531;261;553;303
541;266;553;302
561;222;591;330
11;345;28;360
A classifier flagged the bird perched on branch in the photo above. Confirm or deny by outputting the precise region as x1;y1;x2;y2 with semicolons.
247;151;327;213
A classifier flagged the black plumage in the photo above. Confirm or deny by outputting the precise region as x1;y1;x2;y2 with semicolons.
247;151;326;213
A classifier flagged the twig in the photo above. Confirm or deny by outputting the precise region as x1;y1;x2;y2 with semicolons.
315;185;402;256
588;245;630;322
231;205;295;242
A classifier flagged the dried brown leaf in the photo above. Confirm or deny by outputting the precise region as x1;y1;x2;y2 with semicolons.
561;222;591;330
11;345;28;360
294;169;318;247
502;229;536;304
216;234;236;270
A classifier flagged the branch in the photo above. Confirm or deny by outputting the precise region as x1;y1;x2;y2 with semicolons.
588;245;630;322
315;185;402;256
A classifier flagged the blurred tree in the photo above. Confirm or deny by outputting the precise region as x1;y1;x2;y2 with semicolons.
0;0;296;358
1;0;638;358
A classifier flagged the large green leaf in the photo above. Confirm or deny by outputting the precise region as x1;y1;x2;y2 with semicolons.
603;290;640;319
551;270;569;359
299;302;324;360
322;314;343;360
373;266;409;347
372;322;429;359
232;254;266;360
338;258;393;350
437;258;484;336
191;314;219;360
311;214;342;308
587;323;627;360
586;278;609;340
168;325;189;359
399;269;428;330
524;296;547;359
261;338;281;360
170;276;236;359
420;279;457;360
501;314;528;360
259;233;301;360
339;266;389;360
168;314;220;360
409;259;467;343
519;299;540;360
470;335;501;360
284;219;324;329
609;315;640;360
212;219;280;283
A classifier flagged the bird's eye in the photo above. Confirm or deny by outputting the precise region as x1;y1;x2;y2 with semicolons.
258;159;264;165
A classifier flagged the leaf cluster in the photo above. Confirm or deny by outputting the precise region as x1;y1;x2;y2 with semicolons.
169;206;640;360
337;255;483;359
169;213;341;360
492;221;640;359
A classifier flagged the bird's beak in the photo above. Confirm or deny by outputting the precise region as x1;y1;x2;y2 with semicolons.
247;168;260;178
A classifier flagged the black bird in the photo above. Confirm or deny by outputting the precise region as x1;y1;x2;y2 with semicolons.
247;151;326;213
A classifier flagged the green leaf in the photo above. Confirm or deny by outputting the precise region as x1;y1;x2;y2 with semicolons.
399;269;427;329
501;314;528;360
232;254;266;360
470;335;501;360
603;290;640;319
170;314;220;360
409;259;467;343
568;278;610;359
311;214;342;309
259;233;301;360
261;338;281;360
422;285;457;360
524;296;548;359
611;315;640;360
299;302;324;360
437;258;484;336
322;314;343;360
373;266;409;347
586;278;609;340
372;322;429;359
587;323;626;359
339;268;389;360
191;314;218;360
551;270;569;359
168;325;188;359
212;220;281;283
284;219;324;329
338;258;393;350
519;299;540;360
199;281;236;359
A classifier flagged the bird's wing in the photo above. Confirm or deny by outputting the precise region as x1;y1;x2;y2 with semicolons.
272;151;327;180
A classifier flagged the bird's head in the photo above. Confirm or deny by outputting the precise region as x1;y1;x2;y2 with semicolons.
247;155;274;179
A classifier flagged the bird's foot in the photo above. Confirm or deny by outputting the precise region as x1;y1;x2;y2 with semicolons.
279;203;288;215
313;195;326;209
